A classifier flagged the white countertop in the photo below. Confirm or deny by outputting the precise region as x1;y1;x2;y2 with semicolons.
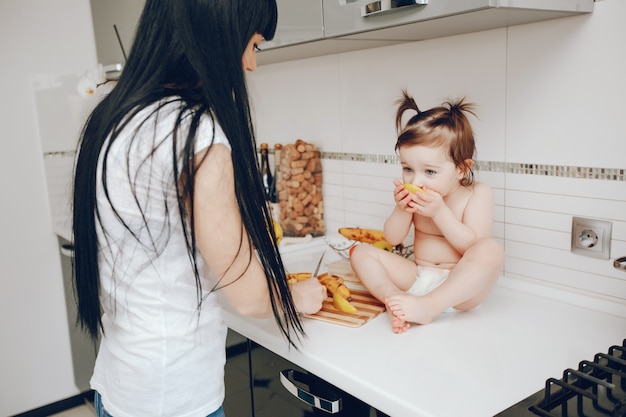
222;239;626;417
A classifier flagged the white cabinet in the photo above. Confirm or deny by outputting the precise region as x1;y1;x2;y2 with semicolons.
90;0;144;67
263;0;324;50
88;0;594;66
258;0;594;64
322;0;594;39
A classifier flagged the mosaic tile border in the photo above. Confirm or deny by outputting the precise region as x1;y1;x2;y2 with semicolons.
320;152;626;182
503;162;625;181
45;150;625;181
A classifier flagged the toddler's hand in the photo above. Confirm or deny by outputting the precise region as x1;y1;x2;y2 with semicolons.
412;188;445;218
393;179;417;213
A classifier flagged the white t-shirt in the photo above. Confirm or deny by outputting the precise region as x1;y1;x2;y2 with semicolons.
91;99;231;417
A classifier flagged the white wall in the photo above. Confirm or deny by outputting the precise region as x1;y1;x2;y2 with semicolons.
0;0;97;415
248;0;626;316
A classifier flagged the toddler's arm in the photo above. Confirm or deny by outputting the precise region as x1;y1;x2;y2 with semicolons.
432;182;494;254
384;180;415;245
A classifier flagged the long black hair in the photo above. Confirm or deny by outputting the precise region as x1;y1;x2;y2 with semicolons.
73;0;304;346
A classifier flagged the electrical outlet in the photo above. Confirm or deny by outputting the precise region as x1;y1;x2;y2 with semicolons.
571;217;612;259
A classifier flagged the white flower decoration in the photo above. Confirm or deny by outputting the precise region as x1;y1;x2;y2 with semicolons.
77;64;110;98
77;77;98;98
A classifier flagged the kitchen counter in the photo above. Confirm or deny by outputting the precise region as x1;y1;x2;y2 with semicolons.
221;239;626;417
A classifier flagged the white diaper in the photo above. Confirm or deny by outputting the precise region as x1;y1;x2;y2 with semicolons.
407;266;458;313
407;265;450;296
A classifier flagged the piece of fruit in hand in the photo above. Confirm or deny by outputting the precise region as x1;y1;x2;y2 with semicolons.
333;293;358;314
403;183;425;194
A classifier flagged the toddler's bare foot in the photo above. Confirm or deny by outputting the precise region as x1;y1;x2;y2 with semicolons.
387;308;410;334
386;293;438;325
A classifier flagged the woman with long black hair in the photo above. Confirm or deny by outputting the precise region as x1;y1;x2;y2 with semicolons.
72;1;325;415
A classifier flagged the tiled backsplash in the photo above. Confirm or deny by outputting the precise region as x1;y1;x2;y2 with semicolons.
316;151;626;318
45;148;625;318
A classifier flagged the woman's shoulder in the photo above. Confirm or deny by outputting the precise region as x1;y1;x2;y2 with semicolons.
155;97;231;153
196;111;230;153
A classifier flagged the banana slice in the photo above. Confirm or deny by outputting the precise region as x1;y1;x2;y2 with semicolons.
318;273;351;300
403;183;425;194
333;293;358;314
287;272;312;282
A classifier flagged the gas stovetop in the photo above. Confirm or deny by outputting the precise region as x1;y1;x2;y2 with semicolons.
496;339;626;417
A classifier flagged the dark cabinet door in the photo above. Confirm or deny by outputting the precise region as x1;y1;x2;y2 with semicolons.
224;330;386;417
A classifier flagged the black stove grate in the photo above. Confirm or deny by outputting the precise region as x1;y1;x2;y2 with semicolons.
496;339;626;417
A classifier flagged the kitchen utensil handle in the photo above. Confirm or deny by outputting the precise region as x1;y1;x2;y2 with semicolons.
312;250;326;279
362;0;428;18
280;369;342;413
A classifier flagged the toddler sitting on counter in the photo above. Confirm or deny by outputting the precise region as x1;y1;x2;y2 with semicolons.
351;90;504;334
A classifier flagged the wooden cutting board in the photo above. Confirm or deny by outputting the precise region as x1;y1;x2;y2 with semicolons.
305;288;386;328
